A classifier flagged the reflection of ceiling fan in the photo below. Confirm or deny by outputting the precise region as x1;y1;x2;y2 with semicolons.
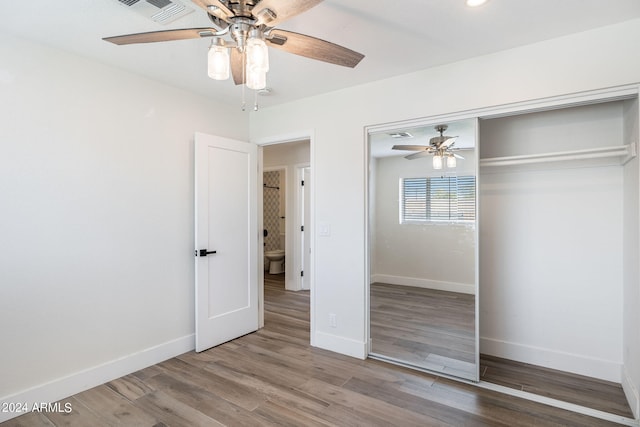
104;0;364;95
392;124;463;169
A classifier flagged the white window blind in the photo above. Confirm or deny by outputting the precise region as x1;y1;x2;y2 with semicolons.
401;176;476;223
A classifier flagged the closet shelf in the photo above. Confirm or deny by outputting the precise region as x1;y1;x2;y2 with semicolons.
479;143;637;168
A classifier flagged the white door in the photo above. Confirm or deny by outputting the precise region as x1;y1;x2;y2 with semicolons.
194;132;258;352
301;167;311;290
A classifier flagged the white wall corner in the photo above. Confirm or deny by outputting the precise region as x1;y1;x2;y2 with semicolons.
371;274;475;295
622;365;640;420
480;337;622;383
313;331;367;359
0;334;195;423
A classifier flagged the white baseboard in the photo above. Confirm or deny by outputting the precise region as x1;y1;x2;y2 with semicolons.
481;337;622;383
0;334;195;423
371;274;475;295
314;331;367;359
622;365;640;420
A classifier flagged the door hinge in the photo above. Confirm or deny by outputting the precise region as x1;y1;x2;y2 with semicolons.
301;180;304;186
300;271;304;277
301;225;304;232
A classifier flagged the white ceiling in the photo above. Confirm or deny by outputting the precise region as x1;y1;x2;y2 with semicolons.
3;0;640;109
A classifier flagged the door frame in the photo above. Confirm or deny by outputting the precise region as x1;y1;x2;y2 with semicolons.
254;130;316;343
296;164;311;291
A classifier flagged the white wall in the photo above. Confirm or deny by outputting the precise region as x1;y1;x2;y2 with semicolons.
263;141;310;290
479;102;624;381
249;19;640;367
0;32;248;418
372;152;476;294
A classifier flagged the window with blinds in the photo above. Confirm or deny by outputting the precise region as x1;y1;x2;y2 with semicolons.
401;176;476;223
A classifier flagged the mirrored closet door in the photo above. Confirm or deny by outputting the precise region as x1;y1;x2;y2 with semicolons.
367;118;479;381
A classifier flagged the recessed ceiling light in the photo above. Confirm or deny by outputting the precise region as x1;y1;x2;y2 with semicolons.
466;0;488;7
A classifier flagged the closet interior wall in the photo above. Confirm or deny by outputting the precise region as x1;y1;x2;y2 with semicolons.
478;99;637;384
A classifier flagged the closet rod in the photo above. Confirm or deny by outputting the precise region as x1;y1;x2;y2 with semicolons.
479;144;636;167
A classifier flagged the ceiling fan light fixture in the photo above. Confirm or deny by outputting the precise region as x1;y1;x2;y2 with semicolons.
207;39;230;80
433;154;443;170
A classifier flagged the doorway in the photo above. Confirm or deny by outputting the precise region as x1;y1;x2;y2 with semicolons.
261;139;312;328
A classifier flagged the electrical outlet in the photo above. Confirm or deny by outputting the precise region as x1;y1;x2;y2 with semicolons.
329;313;337;328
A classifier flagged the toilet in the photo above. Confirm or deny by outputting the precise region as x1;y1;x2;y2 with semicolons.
265;249;285;274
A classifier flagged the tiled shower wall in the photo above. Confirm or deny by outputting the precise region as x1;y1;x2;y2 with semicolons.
263;170;280;251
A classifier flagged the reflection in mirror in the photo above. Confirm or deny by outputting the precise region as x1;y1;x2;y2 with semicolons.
368;118;478;381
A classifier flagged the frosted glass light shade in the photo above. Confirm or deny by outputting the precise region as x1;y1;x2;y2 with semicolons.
433;154;443;170
246;38;269;72
208;44;229;80
447;154;457;168
246;67;267;90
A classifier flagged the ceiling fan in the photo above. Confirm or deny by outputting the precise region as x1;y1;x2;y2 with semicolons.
103;0;364;100
392;125;464;169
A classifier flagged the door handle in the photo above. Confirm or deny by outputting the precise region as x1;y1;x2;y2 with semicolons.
195;249;217;257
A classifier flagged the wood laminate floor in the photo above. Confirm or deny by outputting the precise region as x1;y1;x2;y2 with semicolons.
480;355;634;418
370;282;476;378
2;274;630;426
369;282;633;419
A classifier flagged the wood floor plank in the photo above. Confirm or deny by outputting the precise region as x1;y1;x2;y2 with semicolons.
132;390;224;427
200;360;333;416
251;399;331;427
154;357;267;411
341;376;503;427
36;397;107;427
424;378;619;427
106;373;155;401
296;377;453;426
73;384;158;426
0;412;55;427
480;355;634;418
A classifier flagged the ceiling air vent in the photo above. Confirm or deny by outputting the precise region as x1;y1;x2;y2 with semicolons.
115;0;194;25
389;132;413;139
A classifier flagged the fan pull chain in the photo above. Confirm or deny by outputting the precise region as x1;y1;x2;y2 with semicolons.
254;90;259;111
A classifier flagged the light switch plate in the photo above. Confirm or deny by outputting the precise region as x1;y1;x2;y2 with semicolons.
319;222;331;237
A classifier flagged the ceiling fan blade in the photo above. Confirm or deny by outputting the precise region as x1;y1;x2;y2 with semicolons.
191;0;234;21
441;136;458;148
405;151;432;160
103;28;220;45
430;135;458;148
230;48;245;85
253;0;323;27
392;145;429;151
267;29;364;68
